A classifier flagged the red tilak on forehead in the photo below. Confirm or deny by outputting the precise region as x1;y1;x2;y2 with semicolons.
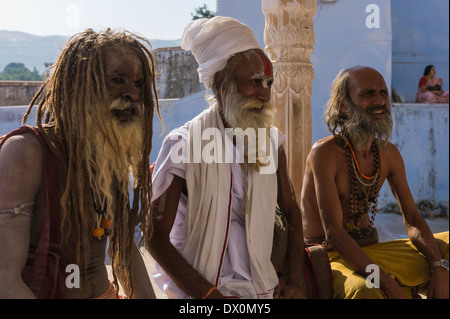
263;55;271;76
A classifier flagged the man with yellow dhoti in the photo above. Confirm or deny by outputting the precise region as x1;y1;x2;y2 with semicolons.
301;66;449;299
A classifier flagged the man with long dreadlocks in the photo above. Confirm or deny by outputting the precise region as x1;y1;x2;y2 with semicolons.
0;29;160;298
301;66;449;299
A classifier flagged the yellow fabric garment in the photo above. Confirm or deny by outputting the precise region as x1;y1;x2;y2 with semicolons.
328;231;449;299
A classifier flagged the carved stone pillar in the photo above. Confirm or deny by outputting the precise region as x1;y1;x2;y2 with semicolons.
262;0;316;202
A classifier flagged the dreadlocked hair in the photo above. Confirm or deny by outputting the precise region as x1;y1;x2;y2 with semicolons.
22;28;162;297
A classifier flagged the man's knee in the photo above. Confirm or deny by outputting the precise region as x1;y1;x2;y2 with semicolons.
345;284;386;299
332;270;385;299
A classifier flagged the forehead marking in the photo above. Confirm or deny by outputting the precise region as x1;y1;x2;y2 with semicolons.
263;55;271;76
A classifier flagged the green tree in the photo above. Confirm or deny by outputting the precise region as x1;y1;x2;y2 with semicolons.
191;3;215;20
0;62;41;81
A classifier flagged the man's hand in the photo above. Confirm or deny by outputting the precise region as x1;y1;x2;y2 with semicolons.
273;283;306;299
380;272;408;299
427;267;449;299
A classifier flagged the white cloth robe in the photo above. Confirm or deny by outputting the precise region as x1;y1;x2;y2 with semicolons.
151;107;283;298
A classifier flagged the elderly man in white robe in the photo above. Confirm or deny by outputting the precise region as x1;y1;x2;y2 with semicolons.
147;16;306;299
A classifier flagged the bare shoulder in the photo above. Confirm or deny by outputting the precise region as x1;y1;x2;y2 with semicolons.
379;142;406;175
0;133;42;164
0;133;43;196
380;141;401;156
380;142;403;162
309;136;341;161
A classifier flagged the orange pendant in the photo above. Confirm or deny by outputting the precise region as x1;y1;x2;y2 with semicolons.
101;218;113;229
93;227;105;239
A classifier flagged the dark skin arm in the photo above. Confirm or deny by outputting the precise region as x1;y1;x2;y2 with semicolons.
273;146;306;299
386;144;448;299
0;134;43;298
147;175;224;299
107;241;156;299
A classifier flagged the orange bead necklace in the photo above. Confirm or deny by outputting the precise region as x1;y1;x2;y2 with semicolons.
343;135;381;183
92;191;113;240
343;135;381;239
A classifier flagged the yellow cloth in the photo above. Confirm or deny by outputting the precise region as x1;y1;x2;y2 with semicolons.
328;231;449;299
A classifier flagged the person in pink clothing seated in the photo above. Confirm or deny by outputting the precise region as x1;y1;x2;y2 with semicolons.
415;65;449;103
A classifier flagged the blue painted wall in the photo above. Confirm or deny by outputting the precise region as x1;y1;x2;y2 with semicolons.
391;0;449;102
378;103;449;205
310;0;392;142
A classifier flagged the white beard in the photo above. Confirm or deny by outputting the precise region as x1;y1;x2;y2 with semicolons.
221;82;276;171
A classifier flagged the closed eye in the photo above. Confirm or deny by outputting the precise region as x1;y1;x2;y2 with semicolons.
361;90;375;96
252;77;273;88
252;78;263;85
134;80;144;88
112;76;124;84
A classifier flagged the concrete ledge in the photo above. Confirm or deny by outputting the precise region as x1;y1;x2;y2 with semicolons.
392;102;449;107
0;81;43;106
0;81;43;86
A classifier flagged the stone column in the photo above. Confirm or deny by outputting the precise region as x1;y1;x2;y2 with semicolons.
262;0;316;202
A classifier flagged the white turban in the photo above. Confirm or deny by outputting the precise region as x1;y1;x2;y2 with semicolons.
181;16;261;89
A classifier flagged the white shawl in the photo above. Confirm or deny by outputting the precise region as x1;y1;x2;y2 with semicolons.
181;107;279;298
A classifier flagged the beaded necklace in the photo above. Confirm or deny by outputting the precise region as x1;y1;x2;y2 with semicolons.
343;135;381;239
91;190;113;240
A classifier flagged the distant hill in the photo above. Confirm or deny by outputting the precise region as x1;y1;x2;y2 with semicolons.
0;30;180;76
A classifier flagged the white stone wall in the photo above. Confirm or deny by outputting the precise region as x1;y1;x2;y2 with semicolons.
152;47;202;99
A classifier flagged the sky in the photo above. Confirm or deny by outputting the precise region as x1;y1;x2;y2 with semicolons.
0;0;217;40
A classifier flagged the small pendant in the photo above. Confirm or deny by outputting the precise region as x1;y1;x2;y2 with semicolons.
92;219;113;240
101;218;113;228
92;227;105;240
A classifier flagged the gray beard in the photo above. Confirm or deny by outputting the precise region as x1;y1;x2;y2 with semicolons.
343;102;393;151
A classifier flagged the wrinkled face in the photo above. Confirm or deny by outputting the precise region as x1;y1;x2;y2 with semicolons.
234;49;274;105
342;67;393;149
221;49;276;132
104;46;145;123
346;67;390;121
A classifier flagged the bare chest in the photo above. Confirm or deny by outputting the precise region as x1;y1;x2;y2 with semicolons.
29;189;110;298
335;149;389;228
